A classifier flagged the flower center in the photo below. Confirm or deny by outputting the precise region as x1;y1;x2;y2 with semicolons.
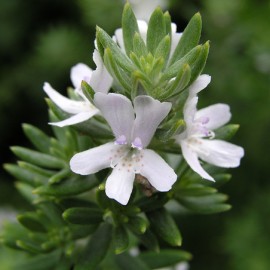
192;116;214;138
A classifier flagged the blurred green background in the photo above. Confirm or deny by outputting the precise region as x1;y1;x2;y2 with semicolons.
1;0;270;269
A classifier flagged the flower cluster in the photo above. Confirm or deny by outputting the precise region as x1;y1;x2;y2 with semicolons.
43;4;244;205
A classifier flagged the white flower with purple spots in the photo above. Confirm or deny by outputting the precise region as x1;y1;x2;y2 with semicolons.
43;50;113;127
175;75;244;181
70;93;177;205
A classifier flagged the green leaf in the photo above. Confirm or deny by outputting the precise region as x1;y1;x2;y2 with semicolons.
161;45;201;81
122;3;139;55
127;216;148;235
113;226;129;255
214;124;240;140
160;64;191;100
147;207;182;246
104;47;132;93
81;80;95;103
177;193;232;214
63;207;103;225
15;182;37;202
10;146;65;169
18;162;55;177
170;13;202;66
17;250;62;270
22;124;51;154
154;35;171;65
48;168;71;184
147;7;166;54
75;222;113;270
177;185;217;197
37;202;66;227
4;164;47;186
96;26;135;72
70;224;98;240
136;193;170;212
139;249;192;268
164;11;172;38
189;41;209;83
156;119;186;141
115;253;151;270
132;32;148;58
33;175;99;197
137;229;159;252
16;240;44;254
17;212;47;233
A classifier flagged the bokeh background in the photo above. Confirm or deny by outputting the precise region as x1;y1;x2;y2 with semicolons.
1;0;270;269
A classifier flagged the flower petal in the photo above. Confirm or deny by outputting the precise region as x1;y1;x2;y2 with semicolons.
183;96;198;127
43;82;87;114
105;163;135;205
114;29;125;50
195;104;231;130
181;140;214;181
70;142;116;175
140;149;177;191
196;139;244;168
70;63;93;90
49;111;97;127
90;50;113;93
132;96;171;147
171;33;182;57
137;20;148;41
94;93;135;143
189;74;211;97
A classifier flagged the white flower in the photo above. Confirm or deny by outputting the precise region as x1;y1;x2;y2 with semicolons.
70;93;177;205
175;75;244;181
127;0;168;21
114;20;182;58
43;50;113;127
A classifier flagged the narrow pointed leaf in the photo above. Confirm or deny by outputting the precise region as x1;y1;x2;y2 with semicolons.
48;168;70;184
4;164;47;186
113;226;129;254
147;7;166;54
137;229;159;252
139;249;192;268
104;48;132;93
10;146;65;169
96;26;135;72
22;124;51;154
177;193;231;214
18;250;62;270
63;207;102;225
116;253;151;270
122;3;139;55
189;41;209;83
33;175;99;197
154;35;171;66
133;32;148;57
81;80;95;103
161;45;202;81
170;13;202;65
214;124;240;140
17;212;47;233
127;216;148;235
75;222;113;270
147;207;182;246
